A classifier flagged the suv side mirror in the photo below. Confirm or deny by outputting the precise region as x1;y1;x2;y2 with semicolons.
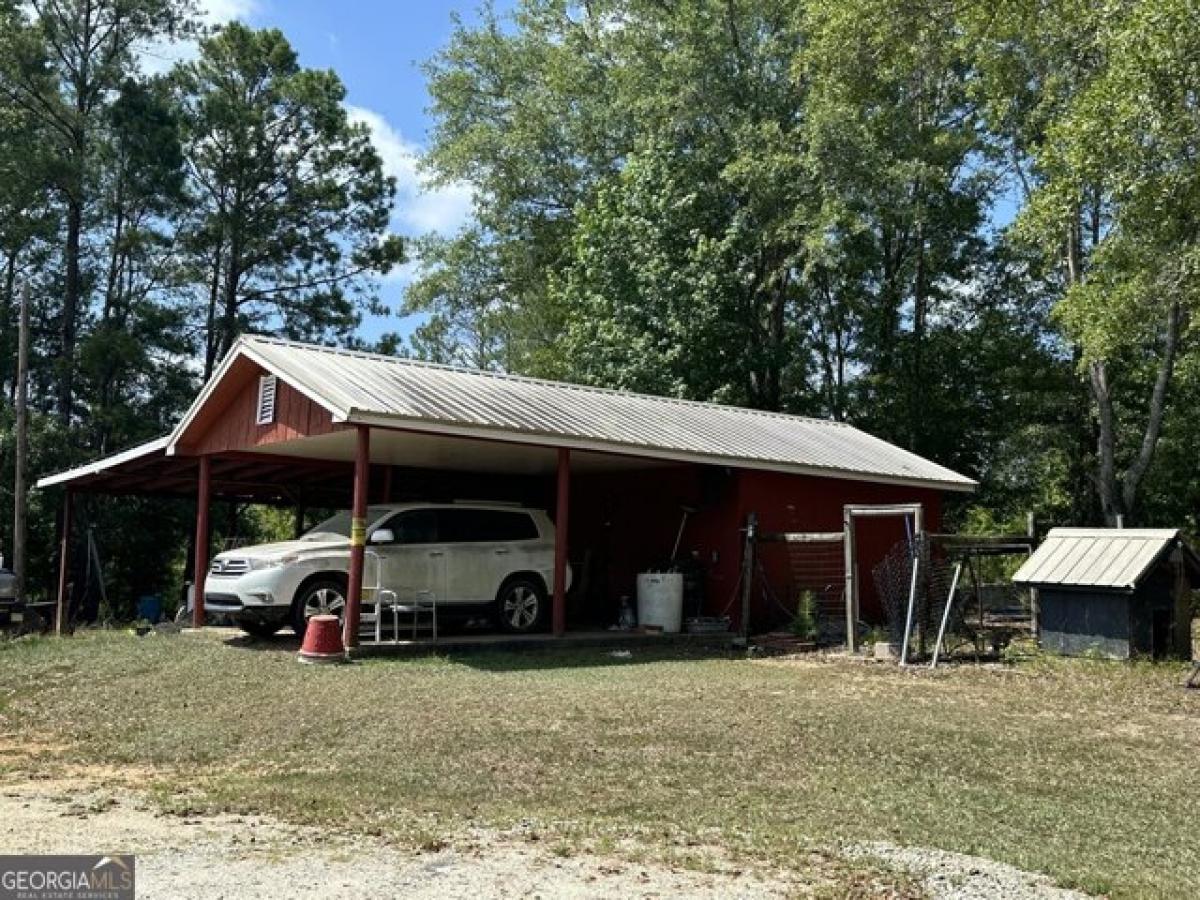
369;528;395;545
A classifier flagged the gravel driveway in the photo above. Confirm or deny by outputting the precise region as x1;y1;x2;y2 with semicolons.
0;778;1091;899
0;780;793;899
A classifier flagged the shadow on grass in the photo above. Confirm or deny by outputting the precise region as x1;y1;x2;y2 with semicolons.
218;624;739;672
439;644;740;672
222;629;739;671
221;632;302;652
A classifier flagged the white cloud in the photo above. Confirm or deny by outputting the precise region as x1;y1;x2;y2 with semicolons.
138;0;259;75
197;0;259;25
346;105;475;238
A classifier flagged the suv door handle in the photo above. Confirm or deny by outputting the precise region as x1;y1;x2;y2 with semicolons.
493;548;510;555
429;551;445;558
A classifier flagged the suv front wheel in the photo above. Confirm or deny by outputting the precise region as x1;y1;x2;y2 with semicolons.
496;576;547;633
293;577;347;637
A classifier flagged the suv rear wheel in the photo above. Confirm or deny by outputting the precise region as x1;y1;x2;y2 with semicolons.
496;576;547;633
293;577;347;637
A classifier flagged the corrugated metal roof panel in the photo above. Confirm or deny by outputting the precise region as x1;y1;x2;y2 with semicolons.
36;437;170;489
182;336;977;491
1012;528;1184;590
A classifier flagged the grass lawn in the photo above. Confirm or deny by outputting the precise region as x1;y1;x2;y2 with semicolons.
0;630;1197;898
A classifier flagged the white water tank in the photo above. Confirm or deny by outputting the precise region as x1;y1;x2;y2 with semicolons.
636;572;684;632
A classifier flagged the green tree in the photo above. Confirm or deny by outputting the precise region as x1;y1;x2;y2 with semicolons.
1012;0;1199;523
0;0;192;424
174;23;404;377
79;77;193;455
416;0;1016;459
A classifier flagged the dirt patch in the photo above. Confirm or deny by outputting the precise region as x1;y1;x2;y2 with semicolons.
0;779;803;899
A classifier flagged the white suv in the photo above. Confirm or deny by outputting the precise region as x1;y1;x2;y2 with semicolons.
204;503;569;638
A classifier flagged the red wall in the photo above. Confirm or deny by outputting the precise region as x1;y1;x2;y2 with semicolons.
566;464;944;633
177;360;341;456
735;470;943;631
567;466;742;627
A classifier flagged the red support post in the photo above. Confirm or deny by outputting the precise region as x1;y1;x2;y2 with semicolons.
552;447;570;636
343;425;370;649
54;491;73;636
192;456;212;628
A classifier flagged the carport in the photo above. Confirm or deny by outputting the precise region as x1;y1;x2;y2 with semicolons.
39;336;975;646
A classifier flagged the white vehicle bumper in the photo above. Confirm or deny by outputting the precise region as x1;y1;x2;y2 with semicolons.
204;568;297;623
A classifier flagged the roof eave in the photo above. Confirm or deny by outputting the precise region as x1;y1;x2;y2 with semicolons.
342;409;978;493
35;436;171;490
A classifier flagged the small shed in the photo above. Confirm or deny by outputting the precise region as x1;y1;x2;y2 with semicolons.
1012;528;1200;659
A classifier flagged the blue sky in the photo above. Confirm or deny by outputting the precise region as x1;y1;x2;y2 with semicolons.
184;0;516;342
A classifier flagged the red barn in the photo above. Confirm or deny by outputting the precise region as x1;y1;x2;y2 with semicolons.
39;337;974;643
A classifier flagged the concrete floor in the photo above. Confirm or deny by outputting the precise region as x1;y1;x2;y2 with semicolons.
352;628;736;657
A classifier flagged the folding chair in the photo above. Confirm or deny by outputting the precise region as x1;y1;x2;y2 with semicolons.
375;587;438;644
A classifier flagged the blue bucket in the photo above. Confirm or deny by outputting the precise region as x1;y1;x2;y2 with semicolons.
136;595;163;623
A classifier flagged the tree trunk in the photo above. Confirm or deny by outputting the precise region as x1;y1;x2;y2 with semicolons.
909;218;927;452
13;284;30;599
764;281;785;411
1088;301;1183;525
1089;359;1120;524
1120;300;1182;518
59;199;83;425
203;248;222;379
0;255;15;403
219;235;242;366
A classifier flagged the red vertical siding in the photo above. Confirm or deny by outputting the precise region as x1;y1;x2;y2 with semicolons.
735;469;943;630
567;463;946;633
185;366;341;455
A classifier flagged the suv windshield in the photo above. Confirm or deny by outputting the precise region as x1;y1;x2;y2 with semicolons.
302;506;391;540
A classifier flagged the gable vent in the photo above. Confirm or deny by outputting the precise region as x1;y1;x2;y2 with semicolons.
255;374;277;426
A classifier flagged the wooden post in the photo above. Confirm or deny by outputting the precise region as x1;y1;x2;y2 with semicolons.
843;505;857;651
54;491;73;636
738;512;757;642
1026;512;1040;641
12;283;29;601
1171;545;1192;659
343;425;370;649
192;456;211;628
552;447;570;636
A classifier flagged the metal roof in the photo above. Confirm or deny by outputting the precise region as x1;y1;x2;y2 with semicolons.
37;437;170;489
1012;528;1196;591
164;336;976;491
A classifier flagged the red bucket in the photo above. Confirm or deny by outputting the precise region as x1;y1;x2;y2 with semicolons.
297;614;345;664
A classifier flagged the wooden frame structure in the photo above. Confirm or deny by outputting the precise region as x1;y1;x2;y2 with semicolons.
843;504;924;652
743;502;927;651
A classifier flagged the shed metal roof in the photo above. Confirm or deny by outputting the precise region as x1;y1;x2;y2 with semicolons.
164;336;976;491
1012;528;1197;591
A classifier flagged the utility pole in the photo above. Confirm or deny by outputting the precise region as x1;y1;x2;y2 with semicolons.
13;283;29;601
